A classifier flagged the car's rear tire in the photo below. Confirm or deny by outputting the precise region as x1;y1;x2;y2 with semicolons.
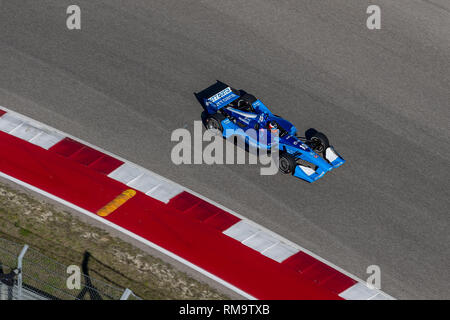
205;113;225;133
279;152;297;174
307;131;329;154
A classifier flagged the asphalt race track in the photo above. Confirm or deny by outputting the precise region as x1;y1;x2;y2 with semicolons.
0;0;449;299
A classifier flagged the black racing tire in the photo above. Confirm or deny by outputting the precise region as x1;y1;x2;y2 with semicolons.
279;152;297;174
309;132;329;153
205;113;225;133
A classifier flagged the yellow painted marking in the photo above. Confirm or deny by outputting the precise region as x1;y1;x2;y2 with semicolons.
96;189;136;217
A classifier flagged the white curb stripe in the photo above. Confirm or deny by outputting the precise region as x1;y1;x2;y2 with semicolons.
108;163;145;184
262;242;300;263
223;220;259;242
339;282;389;300
0;113;23;132
223;220;300;263
0;112;64;149
242;232;279;252
108;163;183;203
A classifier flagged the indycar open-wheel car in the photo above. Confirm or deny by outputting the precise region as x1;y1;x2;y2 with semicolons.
197;81;345;183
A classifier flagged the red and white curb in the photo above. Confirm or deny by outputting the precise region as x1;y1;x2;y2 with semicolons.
0;106;394;300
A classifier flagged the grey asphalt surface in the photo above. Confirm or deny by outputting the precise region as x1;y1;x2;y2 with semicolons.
0;0;449;299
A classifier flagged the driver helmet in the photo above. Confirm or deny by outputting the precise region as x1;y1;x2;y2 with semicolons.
238;99;250;109
268;121;279;134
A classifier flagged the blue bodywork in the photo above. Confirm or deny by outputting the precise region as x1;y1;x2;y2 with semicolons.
200;82;345;182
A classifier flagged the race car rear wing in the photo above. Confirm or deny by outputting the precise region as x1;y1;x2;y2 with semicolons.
199;81;240;114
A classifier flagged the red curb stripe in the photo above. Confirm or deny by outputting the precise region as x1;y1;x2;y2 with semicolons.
89;156;124;175
50;137;85;157
282;251;317;272
168;191;202;211
282;251;356;294
321;272;357;295
182;197;242;232
70;146;105;166
169;192;242;231
49;137;123;175
203;211;241;232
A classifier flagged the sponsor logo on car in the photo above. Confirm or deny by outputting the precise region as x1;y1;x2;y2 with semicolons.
238;117;250;124
299;144;308;151
208;87;232;103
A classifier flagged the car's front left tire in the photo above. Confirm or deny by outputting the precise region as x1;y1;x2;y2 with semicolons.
306;131;329;154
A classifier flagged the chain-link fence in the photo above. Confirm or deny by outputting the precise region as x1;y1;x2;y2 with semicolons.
0;238;140;300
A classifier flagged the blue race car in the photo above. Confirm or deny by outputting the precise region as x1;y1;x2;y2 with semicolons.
196;81;345;182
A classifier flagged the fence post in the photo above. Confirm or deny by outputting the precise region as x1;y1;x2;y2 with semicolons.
120;288;132;300
17;244;29;300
